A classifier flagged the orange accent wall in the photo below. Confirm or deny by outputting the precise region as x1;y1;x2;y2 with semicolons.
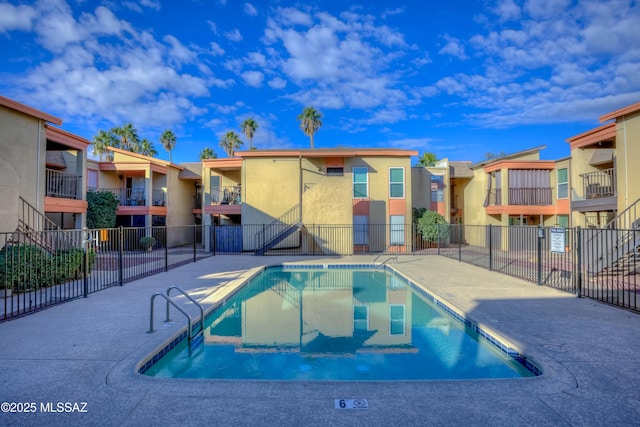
352;199;369;215
44;197;87;213
556;199;570;215
389;198;406;216
485;205;557;215
326;157;344;168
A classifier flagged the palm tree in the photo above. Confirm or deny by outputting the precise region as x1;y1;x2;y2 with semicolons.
160;129;177;163
417;152;438;167
199;147;217;160
240;118;258;150
297;106;322;149
219;131;243;157
138;138;158;157
92;129;117;161
111;123;140;152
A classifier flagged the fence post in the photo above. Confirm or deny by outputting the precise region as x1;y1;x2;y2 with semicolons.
193;224;196;263
576;226;582;298
118;226;123;286
458;224;462;262
488;224;493;271
437;225;441;255
83;227;89;298
537;225;543;286
212;225;216;256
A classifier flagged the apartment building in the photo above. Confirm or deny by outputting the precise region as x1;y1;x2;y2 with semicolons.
0;95;89;238
89;147;199;246
567;101;640;229
201;149;417;255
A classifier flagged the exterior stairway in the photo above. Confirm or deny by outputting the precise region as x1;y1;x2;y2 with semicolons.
589;198;640;275
10;197;77;252
254;203;301;255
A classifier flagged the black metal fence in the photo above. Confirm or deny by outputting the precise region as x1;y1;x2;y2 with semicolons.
2;223;638;321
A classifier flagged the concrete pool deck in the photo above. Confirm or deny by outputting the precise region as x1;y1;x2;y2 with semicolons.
1;255;639;426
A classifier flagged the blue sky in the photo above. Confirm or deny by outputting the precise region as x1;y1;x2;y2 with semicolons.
1;0;639;164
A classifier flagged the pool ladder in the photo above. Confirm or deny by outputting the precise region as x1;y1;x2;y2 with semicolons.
148;286;205;347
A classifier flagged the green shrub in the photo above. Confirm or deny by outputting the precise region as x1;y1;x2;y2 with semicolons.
416;211;449;243
140;236;156;251
0;245;97;292
87;191;119;229
0;245;56;291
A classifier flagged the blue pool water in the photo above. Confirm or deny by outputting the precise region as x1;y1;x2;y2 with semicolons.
143;265;538;380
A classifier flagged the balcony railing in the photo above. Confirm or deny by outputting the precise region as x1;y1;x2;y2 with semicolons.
46;168;79;199
581;168;615;199
91;188;166;207
508;187;552;205
211;186;241;205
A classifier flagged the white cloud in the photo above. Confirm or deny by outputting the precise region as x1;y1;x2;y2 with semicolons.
140;0;161;11
244;3;257;16
524;0;571;20
224;29;243;42
209;42;225;56
207;20;219;35
268;77;287;89
241;71;264;87
492;0;521;22
438;35;468;59
0;3;36;32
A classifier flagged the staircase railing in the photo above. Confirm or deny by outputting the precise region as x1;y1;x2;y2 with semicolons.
586;198;640;274
16;197;78;251
254;203;301;254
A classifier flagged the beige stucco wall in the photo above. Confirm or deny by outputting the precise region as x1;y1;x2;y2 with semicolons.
0;105;46;215
0;154;20;237
616;110;640;213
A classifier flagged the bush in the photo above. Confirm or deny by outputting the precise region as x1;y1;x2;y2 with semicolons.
87;191;119;229
140;236;156;251
0;245;97;292
416;211;449;243
0;245;56;291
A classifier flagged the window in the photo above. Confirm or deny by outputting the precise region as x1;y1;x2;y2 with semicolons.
557;168;568;199
327;167;344;176
389;304;405;335
87;169;98;190
353;167;368;198
389;167;405;198
353;215;369;245
431;175;444;202
390;215;405;245
354;305;369;332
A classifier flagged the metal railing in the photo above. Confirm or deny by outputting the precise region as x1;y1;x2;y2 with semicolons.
254;204;301;254
96;188;166;207
2;222;639;322
580;168;616;200
46;169;80;199
210;186;241;205
508;187;552;205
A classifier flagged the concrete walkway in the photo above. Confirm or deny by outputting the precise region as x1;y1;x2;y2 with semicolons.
1;255;639;426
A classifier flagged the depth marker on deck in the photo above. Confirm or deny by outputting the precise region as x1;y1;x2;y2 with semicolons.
334;399;369;409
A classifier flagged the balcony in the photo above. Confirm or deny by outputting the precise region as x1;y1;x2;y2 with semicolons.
485;187;554;215
211;186;241;205
95;188;165;207
508;187;552;205
572;168;617;212
46;169;80;199
205;185;242;216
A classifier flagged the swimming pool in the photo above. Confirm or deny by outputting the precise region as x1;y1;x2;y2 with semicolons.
141;265;540;380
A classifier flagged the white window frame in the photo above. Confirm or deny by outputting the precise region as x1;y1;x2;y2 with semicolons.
389;167;405;199
354;305;369;332
390;215;405;245
352;167;369;199
557;168;568;199
389;304;405;336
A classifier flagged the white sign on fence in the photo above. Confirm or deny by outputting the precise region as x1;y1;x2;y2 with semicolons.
550;228;565;254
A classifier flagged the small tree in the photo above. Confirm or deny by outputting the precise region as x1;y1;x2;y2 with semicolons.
416;211;449;244
87;191;120;229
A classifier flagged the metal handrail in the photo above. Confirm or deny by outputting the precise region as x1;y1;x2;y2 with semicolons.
255;203;301;252
148;291;203;344
166;286;204;335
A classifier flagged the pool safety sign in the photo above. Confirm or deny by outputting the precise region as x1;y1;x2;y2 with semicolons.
334;399;369;409
550;228;566;254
